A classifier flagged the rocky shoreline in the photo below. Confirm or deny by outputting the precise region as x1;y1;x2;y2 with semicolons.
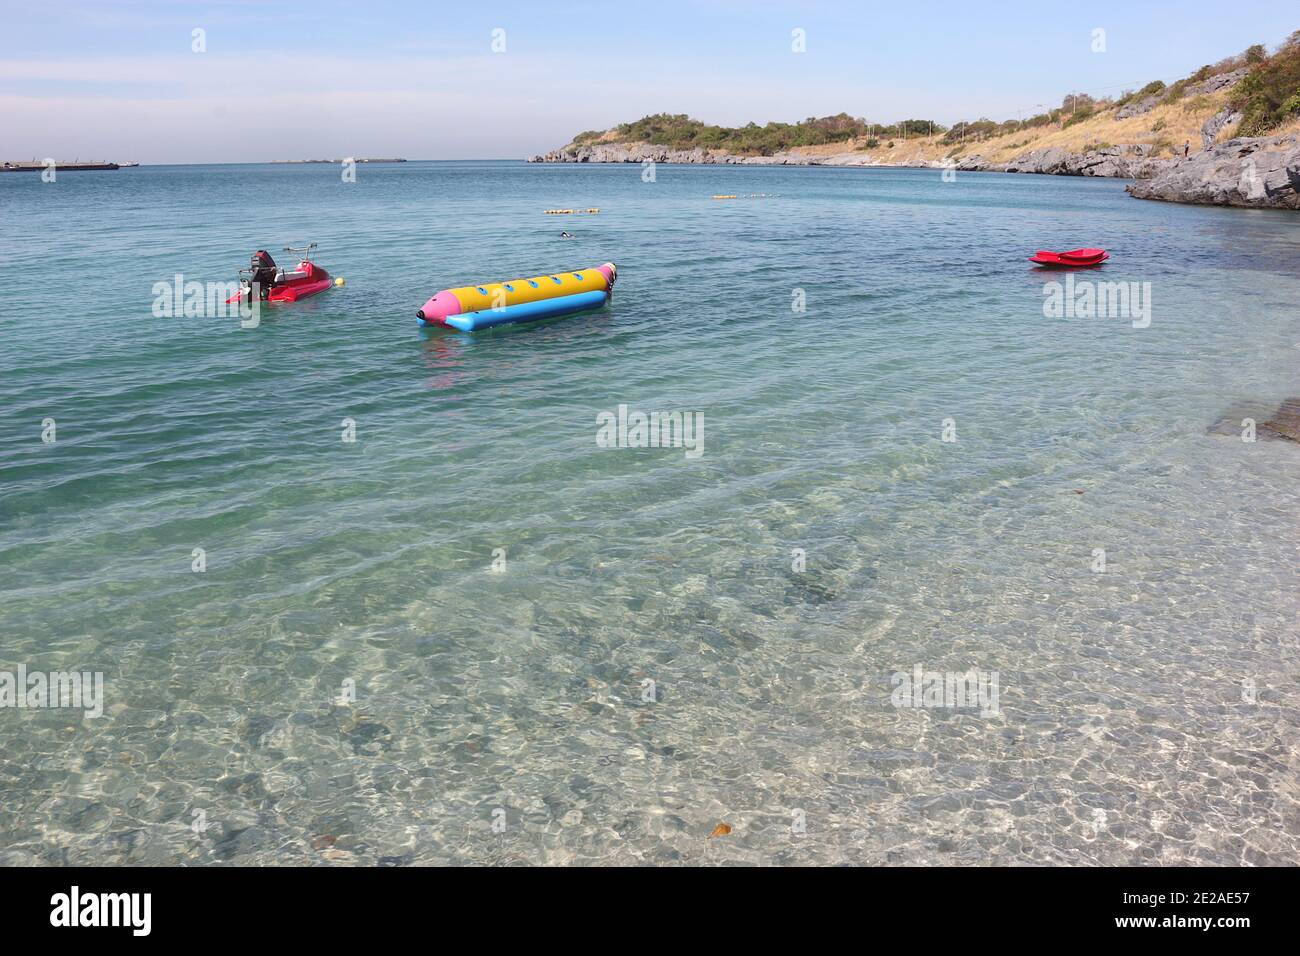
527;133;1300;211
526;139;1167;177
1127;135;1300;210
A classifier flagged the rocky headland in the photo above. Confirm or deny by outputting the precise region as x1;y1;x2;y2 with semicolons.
527;46;1300;211
528;137;1300;210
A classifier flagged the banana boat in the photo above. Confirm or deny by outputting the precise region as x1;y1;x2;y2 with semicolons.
416;263;617;331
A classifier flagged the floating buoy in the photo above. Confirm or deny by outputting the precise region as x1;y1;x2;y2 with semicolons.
334;277;345;287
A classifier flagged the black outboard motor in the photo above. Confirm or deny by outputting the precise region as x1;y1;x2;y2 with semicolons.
247;250;278;301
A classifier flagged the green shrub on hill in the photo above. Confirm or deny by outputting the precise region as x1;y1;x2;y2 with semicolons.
1063;104;1096;127
1233;32;1300;134
1162;77;1192;102
608;112;943;155
941;118;997;144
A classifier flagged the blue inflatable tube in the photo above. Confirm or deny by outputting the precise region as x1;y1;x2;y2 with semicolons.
425;289;610;331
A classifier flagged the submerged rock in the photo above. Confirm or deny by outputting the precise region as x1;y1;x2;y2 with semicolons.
1261;398;1300;443
785;571;839;605
1208;398;1300;442
342;716;393;755
1127;135;1300;209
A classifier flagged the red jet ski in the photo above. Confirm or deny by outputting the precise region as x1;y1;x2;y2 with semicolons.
226;243;337;304
1028;247;1109;267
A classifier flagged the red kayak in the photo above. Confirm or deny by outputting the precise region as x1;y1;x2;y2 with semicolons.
225;244;336;304
1029;247;1109;267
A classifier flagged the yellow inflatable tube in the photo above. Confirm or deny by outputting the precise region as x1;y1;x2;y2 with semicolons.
417;263;617;330
445;267;607;312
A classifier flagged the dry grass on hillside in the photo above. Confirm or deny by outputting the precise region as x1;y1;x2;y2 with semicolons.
786;86;1244;165
573;75;1298;166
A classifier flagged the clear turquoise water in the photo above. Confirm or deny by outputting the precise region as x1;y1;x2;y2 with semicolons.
1;161;1298;865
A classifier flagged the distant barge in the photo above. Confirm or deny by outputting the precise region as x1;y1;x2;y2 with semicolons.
2;161;127;171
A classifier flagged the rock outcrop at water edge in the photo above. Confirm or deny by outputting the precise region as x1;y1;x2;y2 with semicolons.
526;142;1171;179
1001;144;1167;178
1126;135;1300;209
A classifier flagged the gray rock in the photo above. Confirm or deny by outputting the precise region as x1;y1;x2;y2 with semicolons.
1201;108;1242;149
1126;135;1300;209
818;153;874;166
1007;146;1075;175
1116;95;1160;120
1113;69;1247;122
526;137;1193;187
1004;144;1165;179
1186;67;1249;97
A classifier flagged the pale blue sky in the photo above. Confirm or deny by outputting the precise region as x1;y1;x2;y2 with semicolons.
1;0;1294;162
